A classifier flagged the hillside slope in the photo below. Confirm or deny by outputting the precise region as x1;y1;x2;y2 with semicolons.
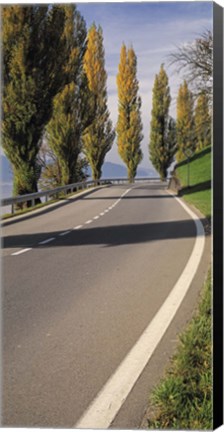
176;147;211;218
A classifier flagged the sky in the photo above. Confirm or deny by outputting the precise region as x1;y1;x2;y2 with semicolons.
77;1;213;170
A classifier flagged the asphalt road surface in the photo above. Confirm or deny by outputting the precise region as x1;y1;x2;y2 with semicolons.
1;182;210;428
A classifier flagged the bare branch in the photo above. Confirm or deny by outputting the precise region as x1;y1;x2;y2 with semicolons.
168;30;213;103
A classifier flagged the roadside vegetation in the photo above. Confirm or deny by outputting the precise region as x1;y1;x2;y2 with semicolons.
147;270;212;429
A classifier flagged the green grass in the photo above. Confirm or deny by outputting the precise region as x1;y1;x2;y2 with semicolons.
176;146;211;218
147;271;212;430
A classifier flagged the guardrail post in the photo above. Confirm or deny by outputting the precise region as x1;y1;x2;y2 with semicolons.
12;203;14;214
31;199;35;207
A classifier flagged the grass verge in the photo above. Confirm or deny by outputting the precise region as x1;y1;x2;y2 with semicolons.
147;270;212;429
175;146;211;219
146;147;212;429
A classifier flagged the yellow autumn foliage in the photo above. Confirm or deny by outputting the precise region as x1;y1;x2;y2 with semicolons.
83;24;106;95
195;93;211;151
116;43;143;181
176;80;195;161
82;24;114;180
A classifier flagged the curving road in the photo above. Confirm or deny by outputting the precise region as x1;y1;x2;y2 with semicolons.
1;182;210;428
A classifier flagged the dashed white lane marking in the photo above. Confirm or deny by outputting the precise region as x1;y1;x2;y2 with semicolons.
74;225;83;230
11;248;32;256
38;237;55;245
59;230;71;236
75;192;205;430
11;186;133;256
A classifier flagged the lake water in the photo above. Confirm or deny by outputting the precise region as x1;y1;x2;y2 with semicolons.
1;182;13;198
1;182;45;216
1;182;13;215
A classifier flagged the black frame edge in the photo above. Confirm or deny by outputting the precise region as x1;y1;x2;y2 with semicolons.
213;2;223;430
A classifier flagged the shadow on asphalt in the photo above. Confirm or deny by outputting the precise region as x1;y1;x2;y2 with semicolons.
83;195;172;200
179;180;211;196
176;146;211;168
3;218;208;250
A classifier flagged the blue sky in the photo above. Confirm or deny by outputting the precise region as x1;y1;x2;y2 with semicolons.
77;1;213;169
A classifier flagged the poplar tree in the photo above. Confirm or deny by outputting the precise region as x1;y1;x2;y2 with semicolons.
46;5;88;185
116;44;143;182
82;24;115;181
149;64;176;180
194;93;211;151
176;80;195;161
2;6;68;198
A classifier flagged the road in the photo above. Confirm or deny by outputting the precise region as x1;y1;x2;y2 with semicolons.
1;182;210;428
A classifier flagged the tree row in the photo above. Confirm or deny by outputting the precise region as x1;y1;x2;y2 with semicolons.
2;5;212;201
150;65;211;180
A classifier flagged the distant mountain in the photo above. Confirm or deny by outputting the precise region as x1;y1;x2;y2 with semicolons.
100;162;157;179
1;155;158;185
1;155;13;183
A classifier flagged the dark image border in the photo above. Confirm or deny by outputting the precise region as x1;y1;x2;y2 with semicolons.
213;2;223;429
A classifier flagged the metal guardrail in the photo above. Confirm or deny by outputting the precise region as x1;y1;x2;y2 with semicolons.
1;177;166;215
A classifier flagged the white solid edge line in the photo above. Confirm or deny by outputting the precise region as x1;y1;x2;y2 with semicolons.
75;191;205;430
11;248;32;256
38;237;55;245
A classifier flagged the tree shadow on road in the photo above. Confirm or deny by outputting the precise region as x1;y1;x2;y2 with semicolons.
84;194;172;200
3;218;208;251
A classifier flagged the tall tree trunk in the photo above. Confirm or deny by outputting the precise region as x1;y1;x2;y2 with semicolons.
159;166;167;182
13;164;41;208
92;166;101;184
127;166;135;183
